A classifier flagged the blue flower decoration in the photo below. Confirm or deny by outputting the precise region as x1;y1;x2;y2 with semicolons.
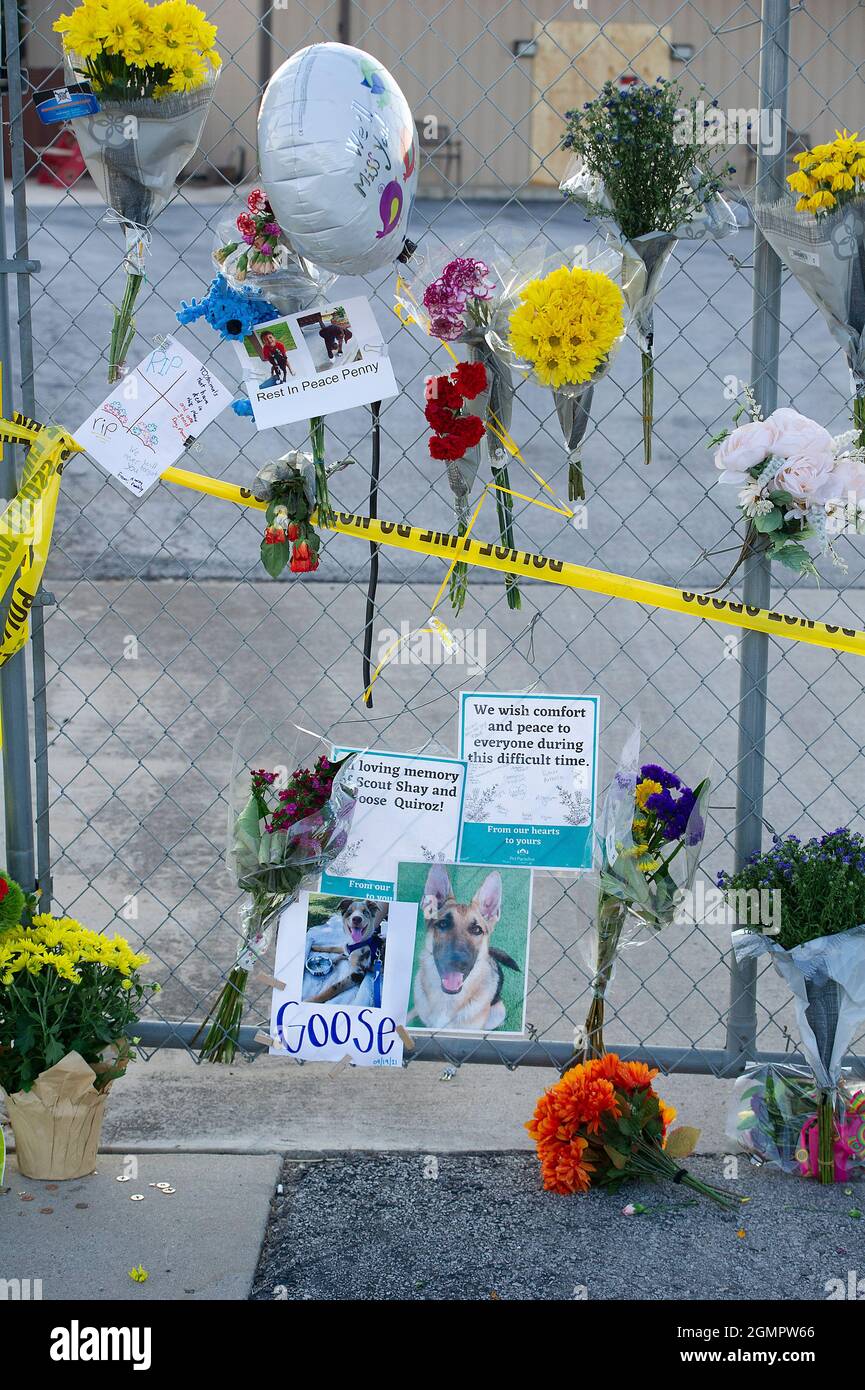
176;274;278;343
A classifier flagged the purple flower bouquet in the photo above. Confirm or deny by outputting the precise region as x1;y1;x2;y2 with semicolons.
569;724;710;1064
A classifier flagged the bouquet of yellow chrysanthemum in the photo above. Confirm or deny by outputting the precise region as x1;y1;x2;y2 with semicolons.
562;725;709;1064
500;256;627;500
755;132;865;445
0;911;156;1095
54;0;220;380
0;906;158;1177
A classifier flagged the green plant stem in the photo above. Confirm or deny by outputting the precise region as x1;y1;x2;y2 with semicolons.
449;522;469;614
491;462;521;610
108;273;144;384
817;1089;836;1185
559;893;629;1074
626;1137;740;1207
854;394;865;449
310;416;334;528
641;347;653;467
585;892;629;1060
568;456;585;502
195;966;249;1064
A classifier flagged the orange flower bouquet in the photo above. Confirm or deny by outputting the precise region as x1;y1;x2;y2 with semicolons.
526;1054;738;1206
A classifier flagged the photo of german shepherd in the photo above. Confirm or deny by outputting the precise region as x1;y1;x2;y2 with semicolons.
411;864;522;1031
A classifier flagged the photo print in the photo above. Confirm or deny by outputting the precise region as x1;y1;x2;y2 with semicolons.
239;295;398;429
396;861;533;1037
268;891;416;1066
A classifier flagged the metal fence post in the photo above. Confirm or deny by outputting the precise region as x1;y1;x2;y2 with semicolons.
725;0;791;1073
4;0;51;908
0;30;37;895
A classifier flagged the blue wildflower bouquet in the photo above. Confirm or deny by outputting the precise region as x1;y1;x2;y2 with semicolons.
574;726;710;1062
560;77;736;466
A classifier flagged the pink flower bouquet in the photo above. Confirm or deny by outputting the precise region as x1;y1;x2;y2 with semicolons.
713;393;865;578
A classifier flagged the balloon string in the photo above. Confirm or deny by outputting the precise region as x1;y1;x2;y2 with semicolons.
362;401;382;708
361;483;491;702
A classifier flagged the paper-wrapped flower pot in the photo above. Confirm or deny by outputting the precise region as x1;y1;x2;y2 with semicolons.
258;42;418;276
4;1049;124;1180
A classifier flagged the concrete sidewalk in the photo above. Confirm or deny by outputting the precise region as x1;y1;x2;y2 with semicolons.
2;1056;861;1302
94;1051;733;1155
0;1151;280;1301
0;1053;732;1303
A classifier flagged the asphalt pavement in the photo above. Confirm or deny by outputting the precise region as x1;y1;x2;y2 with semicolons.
250;1150;865;1301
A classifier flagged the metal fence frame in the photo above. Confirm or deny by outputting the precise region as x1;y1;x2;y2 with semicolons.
2;0;864;1077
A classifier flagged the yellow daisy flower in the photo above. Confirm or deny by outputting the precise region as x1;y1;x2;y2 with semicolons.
806;189;837;212
635;777;663;810
786;171;816;195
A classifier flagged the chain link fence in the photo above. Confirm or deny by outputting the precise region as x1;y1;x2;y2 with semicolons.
2;0;865;1073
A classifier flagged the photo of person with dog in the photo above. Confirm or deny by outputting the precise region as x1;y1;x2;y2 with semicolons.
301;893;390;1008
269;890;416;1066
296;306;360;372
397;862;533;1035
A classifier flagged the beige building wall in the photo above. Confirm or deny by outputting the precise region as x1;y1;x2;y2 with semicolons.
24;0;865;194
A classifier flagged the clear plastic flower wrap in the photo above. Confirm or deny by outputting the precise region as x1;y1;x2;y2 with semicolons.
63;56;218;382
753;196;865;441
565;723;711;1065
732;923;865;1180
561;159;737;466
212;213;336;318
728;1062;865;1179
486;244;638;500
196;718;359;1062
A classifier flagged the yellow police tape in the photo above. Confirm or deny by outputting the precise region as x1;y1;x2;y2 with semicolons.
160;463;865;660
0;415;83;668
0;409;862;672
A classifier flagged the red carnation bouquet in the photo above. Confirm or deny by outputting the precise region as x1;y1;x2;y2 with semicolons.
527;1053;738;1206
425;361;487;460
399;248;521;612
425;361;488;610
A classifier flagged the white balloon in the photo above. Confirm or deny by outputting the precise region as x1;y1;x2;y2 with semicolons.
258;42;419;277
